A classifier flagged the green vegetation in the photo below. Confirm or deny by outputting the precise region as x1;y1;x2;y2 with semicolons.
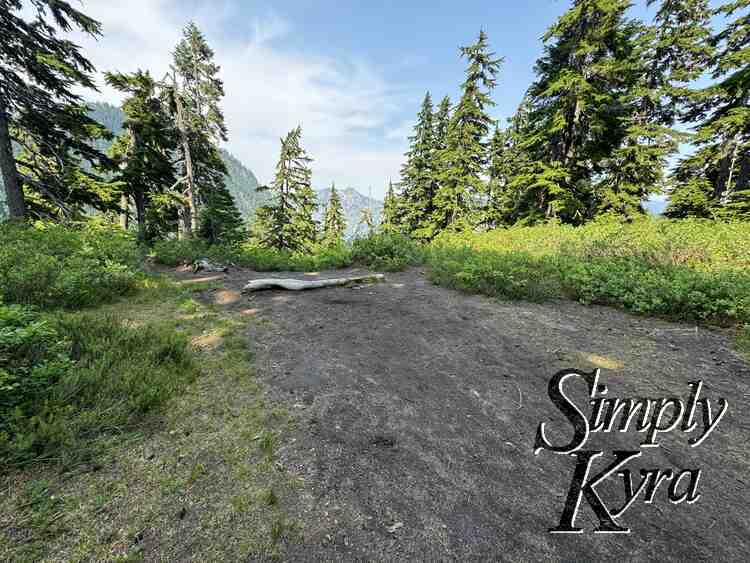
0;300;197;468
0;222;140;309
0;224;296;560
426;218;750;325
152;231;422;273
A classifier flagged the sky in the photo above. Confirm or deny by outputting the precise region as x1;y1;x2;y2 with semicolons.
70;0;698;199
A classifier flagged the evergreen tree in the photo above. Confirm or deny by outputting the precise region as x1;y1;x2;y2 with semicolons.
256;127;318;251
434;96;452;153
668;0;750;220
380;181;401;233
481;125;521;228
196;142;244;244
14;107;117;220
516;0;638;224
106;70;178;241
0;0;111;219
400;92;439;239
322;183;346;244
167;22;235;237
434;31;503;232
597;0;714;219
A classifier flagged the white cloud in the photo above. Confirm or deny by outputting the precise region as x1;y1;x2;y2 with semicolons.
68;1;406;199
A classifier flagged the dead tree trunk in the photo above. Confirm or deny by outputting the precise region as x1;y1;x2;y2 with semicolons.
119;193;130;230
174;82;197;238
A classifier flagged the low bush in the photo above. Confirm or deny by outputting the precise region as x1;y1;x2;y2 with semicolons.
0;221;141;309
152;233;423;272
0;302;198;467
351;232;423;271
427;217;750;325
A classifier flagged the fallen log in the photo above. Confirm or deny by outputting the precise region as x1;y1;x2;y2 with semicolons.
242;274;385;292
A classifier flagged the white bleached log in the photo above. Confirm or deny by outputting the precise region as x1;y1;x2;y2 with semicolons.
242;274;384;292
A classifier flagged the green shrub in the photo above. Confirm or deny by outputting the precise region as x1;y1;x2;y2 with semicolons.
351;232;423;271
151;238;212;267
0;304;72;432
0;306;198;467
427;217;750;325
0;222;140;309
153;238;357;272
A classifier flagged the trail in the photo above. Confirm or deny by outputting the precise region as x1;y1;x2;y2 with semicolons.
192;266;750;561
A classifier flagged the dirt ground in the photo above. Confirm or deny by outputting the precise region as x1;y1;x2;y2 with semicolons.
191;266;750;561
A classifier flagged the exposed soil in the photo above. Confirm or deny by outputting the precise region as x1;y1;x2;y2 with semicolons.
189;266;750;561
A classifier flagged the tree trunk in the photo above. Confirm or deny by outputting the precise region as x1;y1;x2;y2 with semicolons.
134;191;146;242
0;103;25;218
120;194;130;230
174;88;197;237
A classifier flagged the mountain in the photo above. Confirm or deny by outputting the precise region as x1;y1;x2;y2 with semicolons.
86;102;267;219
315;187;383;239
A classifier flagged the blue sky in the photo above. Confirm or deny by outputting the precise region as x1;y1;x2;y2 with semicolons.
73;0;717;199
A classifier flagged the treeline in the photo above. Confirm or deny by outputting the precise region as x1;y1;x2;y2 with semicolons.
390;0;750;241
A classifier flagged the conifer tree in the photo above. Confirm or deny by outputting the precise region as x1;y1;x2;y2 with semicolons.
481;126;519;228
597;0;714;219
668;0;750;220
433;96;452;153
380;181;401;233
516;0;638;224
167;22;238;237
106;70;178;241
322;183;346;244
196;143;244;244
256;127;318;251
434;31;503;232
0;0;110;219
400;92;438;239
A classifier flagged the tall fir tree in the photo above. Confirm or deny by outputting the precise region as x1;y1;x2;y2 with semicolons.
597;0;714;219
399;92;439;239
434;31;503;232
667;0;750;219
0;0;112;219
322;183;346;244
256;126;318;251
106;70;178;241
380;181;401;233
167;22;240;237
515;0;639;224
433;96;452;153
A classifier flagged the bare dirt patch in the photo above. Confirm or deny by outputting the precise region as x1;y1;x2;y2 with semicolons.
192;266;750;561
